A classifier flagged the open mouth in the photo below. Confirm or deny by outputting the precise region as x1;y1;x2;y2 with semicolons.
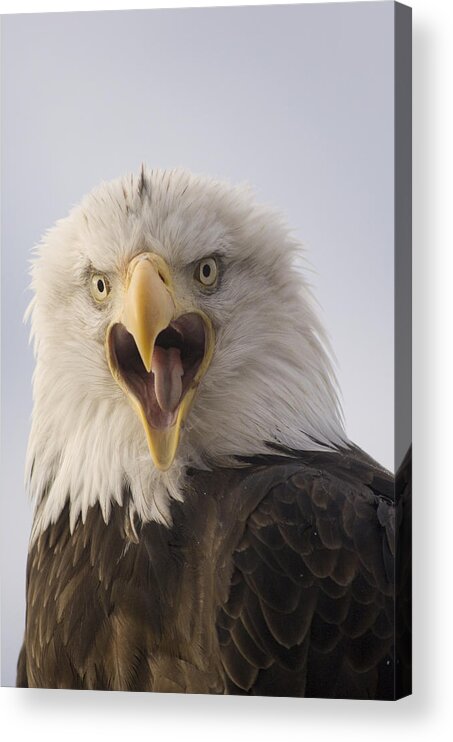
108;313;207;431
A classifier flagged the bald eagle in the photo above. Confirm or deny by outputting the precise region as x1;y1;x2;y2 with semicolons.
17;168;411;698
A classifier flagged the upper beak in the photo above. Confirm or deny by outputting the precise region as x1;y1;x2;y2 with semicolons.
106;252;214;471
122;253;174;372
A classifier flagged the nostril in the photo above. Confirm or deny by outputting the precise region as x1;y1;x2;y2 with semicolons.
158;271;167;285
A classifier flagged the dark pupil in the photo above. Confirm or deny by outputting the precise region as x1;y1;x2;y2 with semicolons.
202;263;211;279
97;279;105;293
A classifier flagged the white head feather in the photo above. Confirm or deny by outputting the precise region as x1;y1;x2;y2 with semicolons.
26;167;346;539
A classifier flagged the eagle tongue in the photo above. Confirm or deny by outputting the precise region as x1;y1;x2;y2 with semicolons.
152;346;184;414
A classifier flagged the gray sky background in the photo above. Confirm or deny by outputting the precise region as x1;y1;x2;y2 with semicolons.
1;2;394;687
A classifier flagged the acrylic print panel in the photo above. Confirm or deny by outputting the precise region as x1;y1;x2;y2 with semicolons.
1;2;411;698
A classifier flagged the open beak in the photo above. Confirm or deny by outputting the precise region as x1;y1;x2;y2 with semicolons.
106;253;215;471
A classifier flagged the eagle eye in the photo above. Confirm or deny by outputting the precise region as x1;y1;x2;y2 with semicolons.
90;273;111;303
195;257;218;287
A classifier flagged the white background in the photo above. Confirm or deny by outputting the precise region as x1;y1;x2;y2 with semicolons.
1;0;452;739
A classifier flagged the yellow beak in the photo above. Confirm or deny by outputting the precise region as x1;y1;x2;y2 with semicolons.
106;253;214;471
122;253;175;373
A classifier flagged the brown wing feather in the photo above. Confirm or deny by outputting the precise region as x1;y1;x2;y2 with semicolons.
218;448;411;699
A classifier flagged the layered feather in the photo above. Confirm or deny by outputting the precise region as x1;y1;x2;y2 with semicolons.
18;448;410;698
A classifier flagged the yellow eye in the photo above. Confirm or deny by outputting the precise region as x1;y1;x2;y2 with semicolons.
196;257;218;287
91;274;110;302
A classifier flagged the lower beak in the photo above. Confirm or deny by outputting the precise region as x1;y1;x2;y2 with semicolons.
106;253;215;471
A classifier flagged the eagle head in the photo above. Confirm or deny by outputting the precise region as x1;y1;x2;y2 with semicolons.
27;167;345;535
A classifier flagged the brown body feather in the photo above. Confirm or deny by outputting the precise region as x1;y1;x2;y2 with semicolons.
17;448;411;698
